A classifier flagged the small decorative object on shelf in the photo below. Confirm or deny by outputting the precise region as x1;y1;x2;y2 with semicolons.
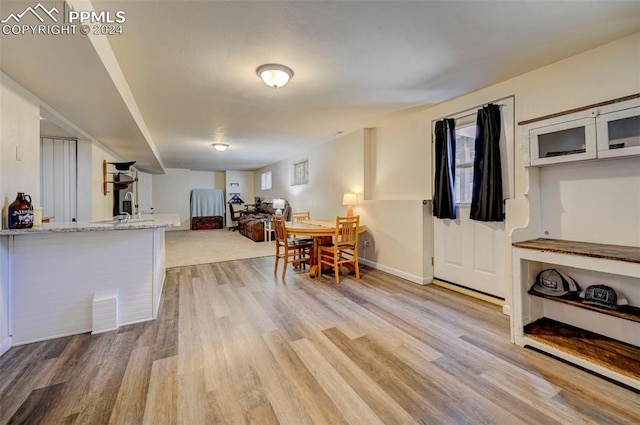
103;160;137;195
529;269;580;297
108;161;136;171
8;192;34;229
228;194;244;204
580;284;629;310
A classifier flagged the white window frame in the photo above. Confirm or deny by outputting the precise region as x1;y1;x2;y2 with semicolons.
291;159;309;186
261;171;272;190
453;119;476;205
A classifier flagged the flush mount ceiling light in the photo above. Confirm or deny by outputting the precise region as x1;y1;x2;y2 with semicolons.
256;64;294;89
212;143;229;152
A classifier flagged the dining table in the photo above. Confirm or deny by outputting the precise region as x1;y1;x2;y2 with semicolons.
286;219;367;277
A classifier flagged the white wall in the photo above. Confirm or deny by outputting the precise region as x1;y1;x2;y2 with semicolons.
1;74;41;222
91;143;123;220
152;169;225;230
76;140;93;222
539;157;640;246
0;73;41;354
153;168;191;230
190;170;224;190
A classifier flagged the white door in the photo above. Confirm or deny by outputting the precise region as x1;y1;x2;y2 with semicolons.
41;138;77;222
434;208;506;298
433;98;514;299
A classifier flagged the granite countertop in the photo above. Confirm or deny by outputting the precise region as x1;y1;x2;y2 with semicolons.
0;214;181;235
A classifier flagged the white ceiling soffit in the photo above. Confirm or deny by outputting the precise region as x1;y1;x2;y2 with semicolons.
0;0;165;173
2;1;640;173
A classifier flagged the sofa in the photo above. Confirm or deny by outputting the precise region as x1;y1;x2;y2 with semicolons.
237;200;291;242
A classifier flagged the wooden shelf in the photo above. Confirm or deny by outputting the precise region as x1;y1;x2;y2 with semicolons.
528;291;640;324
513;238;640;264
103;160;136;195
524;318;640;382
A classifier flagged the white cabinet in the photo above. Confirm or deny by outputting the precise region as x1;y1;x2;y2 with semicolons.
512;239;640;390
523;95;640;166
596;101;640;159
526;112;597;166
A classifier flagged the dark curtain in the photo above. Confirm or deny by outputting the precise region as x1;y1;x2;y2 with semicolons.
433;118;456;219
470;104;504;222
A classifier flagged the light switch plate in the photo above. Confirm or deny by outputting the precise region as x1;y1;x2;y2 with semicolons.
16;146;23;161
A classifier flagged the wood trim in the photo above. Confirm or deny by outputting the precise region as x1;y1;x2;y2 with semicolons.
518;93;640;126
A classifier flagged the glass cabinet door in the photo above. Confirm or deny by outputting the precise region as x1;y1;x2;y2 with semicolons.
529;116;597;166
596;105;640;159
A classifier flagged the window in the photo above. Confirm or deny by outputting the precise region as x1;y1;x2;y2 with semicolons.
448;96;514;206
261;171;272;190
292;159;309;186
454;122;476;204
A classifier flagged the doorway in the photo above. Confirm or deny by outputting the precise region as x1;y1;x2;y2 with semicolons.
41;137;77;223
432;97;514;299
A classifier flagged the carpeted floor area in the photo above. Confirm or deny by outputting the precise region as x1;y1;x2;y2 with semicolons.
165;228;274;268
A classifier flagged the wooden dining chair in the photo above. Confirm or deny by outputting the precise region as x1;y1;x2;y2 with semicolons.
291;211;311;223
318;215;360;284
272;214;313;279
291;211;313;244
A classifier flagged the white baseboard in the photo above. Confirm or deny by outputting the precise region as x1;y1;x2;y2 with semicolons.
360;258;432;285
502;304;512;316
0;337;12;357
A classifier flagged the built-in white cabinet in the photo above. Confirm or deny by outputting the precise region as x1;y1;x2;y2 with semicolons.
522;95;640;166
513;93;640;390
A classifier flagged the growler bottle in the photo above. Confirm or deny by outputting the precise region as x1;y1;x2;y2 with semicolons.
8;192;34;229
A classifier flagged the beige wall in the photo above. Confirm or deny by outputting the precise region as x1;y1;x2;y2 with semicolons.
256;130;365;218
225;170;254;204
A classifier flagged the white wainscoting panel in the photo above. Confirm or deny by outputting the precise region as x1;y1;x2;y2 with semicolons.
153;228;166;318
13;229;154;344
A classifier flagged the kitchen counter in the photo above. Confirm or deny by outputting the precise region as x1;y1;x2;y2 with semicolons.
0;213;180;235
1;214;180;353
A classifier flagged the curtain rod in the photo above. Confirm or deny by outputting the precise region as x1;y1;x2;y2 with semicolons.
433;94;514;123
40;136;79;141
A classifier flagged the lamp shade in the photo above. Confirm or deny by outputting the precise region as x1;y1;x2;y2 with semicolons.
272;198;286;210
342;193;357;205
342;193;357;217
256;64;294;89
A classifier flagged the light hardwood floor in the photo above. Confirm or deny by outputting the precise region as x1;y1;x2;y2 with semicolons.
1;257;639;424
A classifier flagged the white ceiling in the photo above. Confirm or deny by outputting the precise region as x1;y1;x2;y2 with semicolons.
2;1;640;173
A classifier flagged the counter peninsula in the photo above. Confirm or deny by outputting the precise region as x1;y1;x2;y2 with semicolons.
1;214;180;348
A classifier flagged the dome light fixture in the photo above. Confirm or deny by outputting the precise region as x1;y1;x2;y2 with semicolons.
256;64;294;89
212;143;229;152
